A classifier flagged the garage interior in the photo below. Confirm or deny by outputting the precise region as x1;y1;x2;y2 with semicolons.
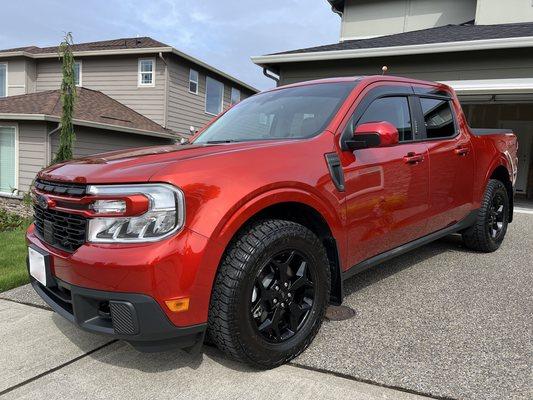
461;98;533;201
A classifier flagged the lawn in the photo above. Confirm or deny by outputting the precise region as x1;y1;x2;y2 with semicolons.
0;228;28;292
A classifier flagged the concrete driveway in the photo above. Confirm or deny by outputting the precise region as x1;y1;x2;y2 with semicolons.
1;213;531;400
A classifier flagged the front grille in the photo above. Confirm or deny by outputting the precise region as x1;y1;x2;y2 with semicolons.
34;179;86;196
34;206;87;252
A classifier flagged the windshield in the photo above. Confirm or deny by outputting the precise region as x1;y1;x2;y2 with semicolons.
194;82;357;143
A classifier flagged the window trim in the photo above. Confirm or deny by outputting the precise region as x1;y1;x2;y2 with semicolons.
230;87;241;105
205;76;224;116
0;62;8;98
137;58;156;87
0;123;19;196
189;69;199;95
74;60;82;87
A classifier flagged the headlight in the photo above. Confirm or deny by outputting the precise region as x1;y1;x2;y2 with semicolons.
86;184;185;243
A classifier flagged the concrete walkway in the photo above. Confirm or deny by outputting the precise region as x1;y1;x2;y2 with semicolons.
0;299;428;400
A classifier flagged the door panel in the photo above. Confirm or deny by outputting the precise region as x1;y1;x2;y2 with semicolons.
342;143;430;266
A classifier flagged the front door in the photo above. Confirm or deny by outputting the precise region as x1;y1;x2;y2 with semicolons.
340;94;430;267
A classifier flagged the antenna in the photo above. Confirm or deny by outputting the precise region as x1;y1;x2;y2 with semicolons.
381;66;388;75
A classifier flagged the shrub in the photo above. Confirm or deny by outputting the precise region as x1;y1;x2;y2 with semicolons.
0;209;32;232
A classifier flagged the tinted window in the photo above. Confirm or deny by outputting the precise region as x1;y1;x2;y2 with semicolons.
195;82;356;143
420;98;456;139
357;97;413;142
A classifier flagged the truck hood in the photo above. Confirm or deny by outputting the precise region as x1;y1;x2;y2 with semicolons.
38;141;285;184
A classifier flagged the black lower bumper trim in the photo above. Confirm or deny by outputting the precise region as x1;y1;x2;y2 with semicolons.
31;277;206;352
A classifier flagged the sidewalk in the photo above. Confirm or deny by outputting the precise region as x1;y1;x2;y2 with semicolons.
0;299;428;400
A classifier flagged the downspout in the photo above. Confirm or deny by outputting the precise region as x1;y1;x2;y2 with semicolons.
158;52;169;129
263;67;280;85
46;123;61;165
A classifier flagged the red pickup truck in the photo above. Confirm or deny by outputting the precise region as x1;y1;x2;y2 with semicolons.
27;76;517;368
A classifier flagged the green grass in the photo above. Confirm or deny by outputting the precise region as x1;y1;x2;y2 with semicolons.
0;228;29;292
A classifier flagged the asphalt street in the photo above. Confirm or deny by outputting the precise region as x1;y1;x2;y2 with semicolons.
1;213;531;399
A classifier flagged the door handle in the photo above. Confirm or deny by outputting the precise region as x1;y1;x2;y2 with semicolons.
454;147;469;156
403;152;424;164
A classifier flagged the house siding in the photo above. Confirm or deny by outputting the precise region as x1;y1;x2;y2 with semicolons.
50;125;172;159
277;48;533;86
36;55;166;126
166;58;253;135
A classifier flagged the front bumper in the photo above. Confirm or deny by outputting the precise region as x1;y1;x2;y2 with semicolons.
31;274;206;352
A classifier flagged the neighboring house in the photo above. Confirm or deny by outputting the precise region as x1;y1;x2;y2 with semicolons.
0;36;258;198
0;87;176;195
0;37;257;135
252;0;533;199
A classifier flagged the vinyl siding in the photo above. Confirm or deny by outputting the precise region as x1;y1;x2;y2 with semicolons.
4;59;27;96
36;55;166;125
166;58;253;136
15;121;47;193
51;126;172;158
277;48;533;86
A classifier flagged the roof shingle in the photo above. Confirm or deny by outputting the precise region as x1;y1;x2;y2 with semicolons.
0;88;177;137
0;37;168;55
273;22;533;55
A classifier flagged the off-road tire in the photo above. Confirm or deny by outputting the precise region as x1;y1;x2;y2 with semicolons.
462;179;509;252
208;219;330;369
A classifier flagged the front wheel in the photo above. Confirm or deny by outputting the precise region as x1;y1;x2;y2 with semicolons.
208;219;330;369
462;179;510;252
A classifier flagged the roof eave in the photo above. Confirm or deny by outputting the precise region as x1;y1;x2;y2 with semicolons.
252;36;533;67
0;113;178;139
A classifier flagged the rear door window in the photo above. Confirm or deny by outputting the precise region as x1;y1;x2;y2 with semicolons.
420;98;456;139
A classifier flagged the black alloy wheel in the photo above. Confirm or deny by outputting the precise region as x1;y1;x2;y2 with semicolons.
250;249;315;343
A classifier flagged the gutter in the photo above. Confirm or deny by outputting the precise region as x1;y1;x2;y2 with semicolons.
251;36;533;66
158;52;169;128
0;113;178;139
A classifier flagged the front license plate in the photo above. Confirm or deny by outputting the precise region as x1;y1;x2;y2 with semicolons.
28;247;47;286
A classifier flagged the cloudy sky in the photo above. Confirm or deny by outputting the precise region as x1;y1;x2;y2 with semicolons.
1;0;340;90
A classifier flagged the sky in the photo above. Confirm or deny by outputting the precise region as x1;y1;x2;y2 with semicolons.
0;0;341;90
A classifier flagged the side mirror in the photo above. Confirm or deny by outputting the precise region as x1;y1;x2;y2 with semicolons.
344;121;399;151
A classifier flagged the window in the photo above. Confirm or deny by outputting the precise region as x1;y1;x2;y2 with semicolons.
205;76;224;115
230;87;241;105
189;69;199;94
0;126;17;194
74;61;82;86
357;97;413;142
0;63;6;98
195;82;356;143
138;58;155;86
420;98;456;139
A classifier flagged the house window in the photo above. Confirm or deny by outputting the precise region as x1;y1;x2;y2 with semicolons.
138;58;155;86
0;126;17;194
74;61;82;86
0;63;7;98
205;76;224;115
230;87;240;105
189;69;199;94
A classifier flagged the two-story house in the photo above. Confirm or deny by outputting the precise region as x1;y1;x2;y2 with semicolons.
253;0;533;201
0;37;257;197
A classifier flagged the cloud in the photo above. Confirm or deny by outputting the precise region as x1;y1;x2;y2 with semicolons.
0;0;340;90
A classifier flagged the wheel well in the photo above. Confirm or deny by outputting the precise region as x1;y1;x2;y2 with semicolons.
246;202;343;305
490;166;514;222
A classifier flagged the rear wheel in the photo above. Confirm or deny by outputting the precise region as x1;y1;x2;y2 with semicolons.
462;179;509;252
208;219;330;368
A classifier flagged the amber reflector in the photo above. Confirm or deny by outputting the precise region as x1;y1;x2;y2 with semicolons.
165;298;190;313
